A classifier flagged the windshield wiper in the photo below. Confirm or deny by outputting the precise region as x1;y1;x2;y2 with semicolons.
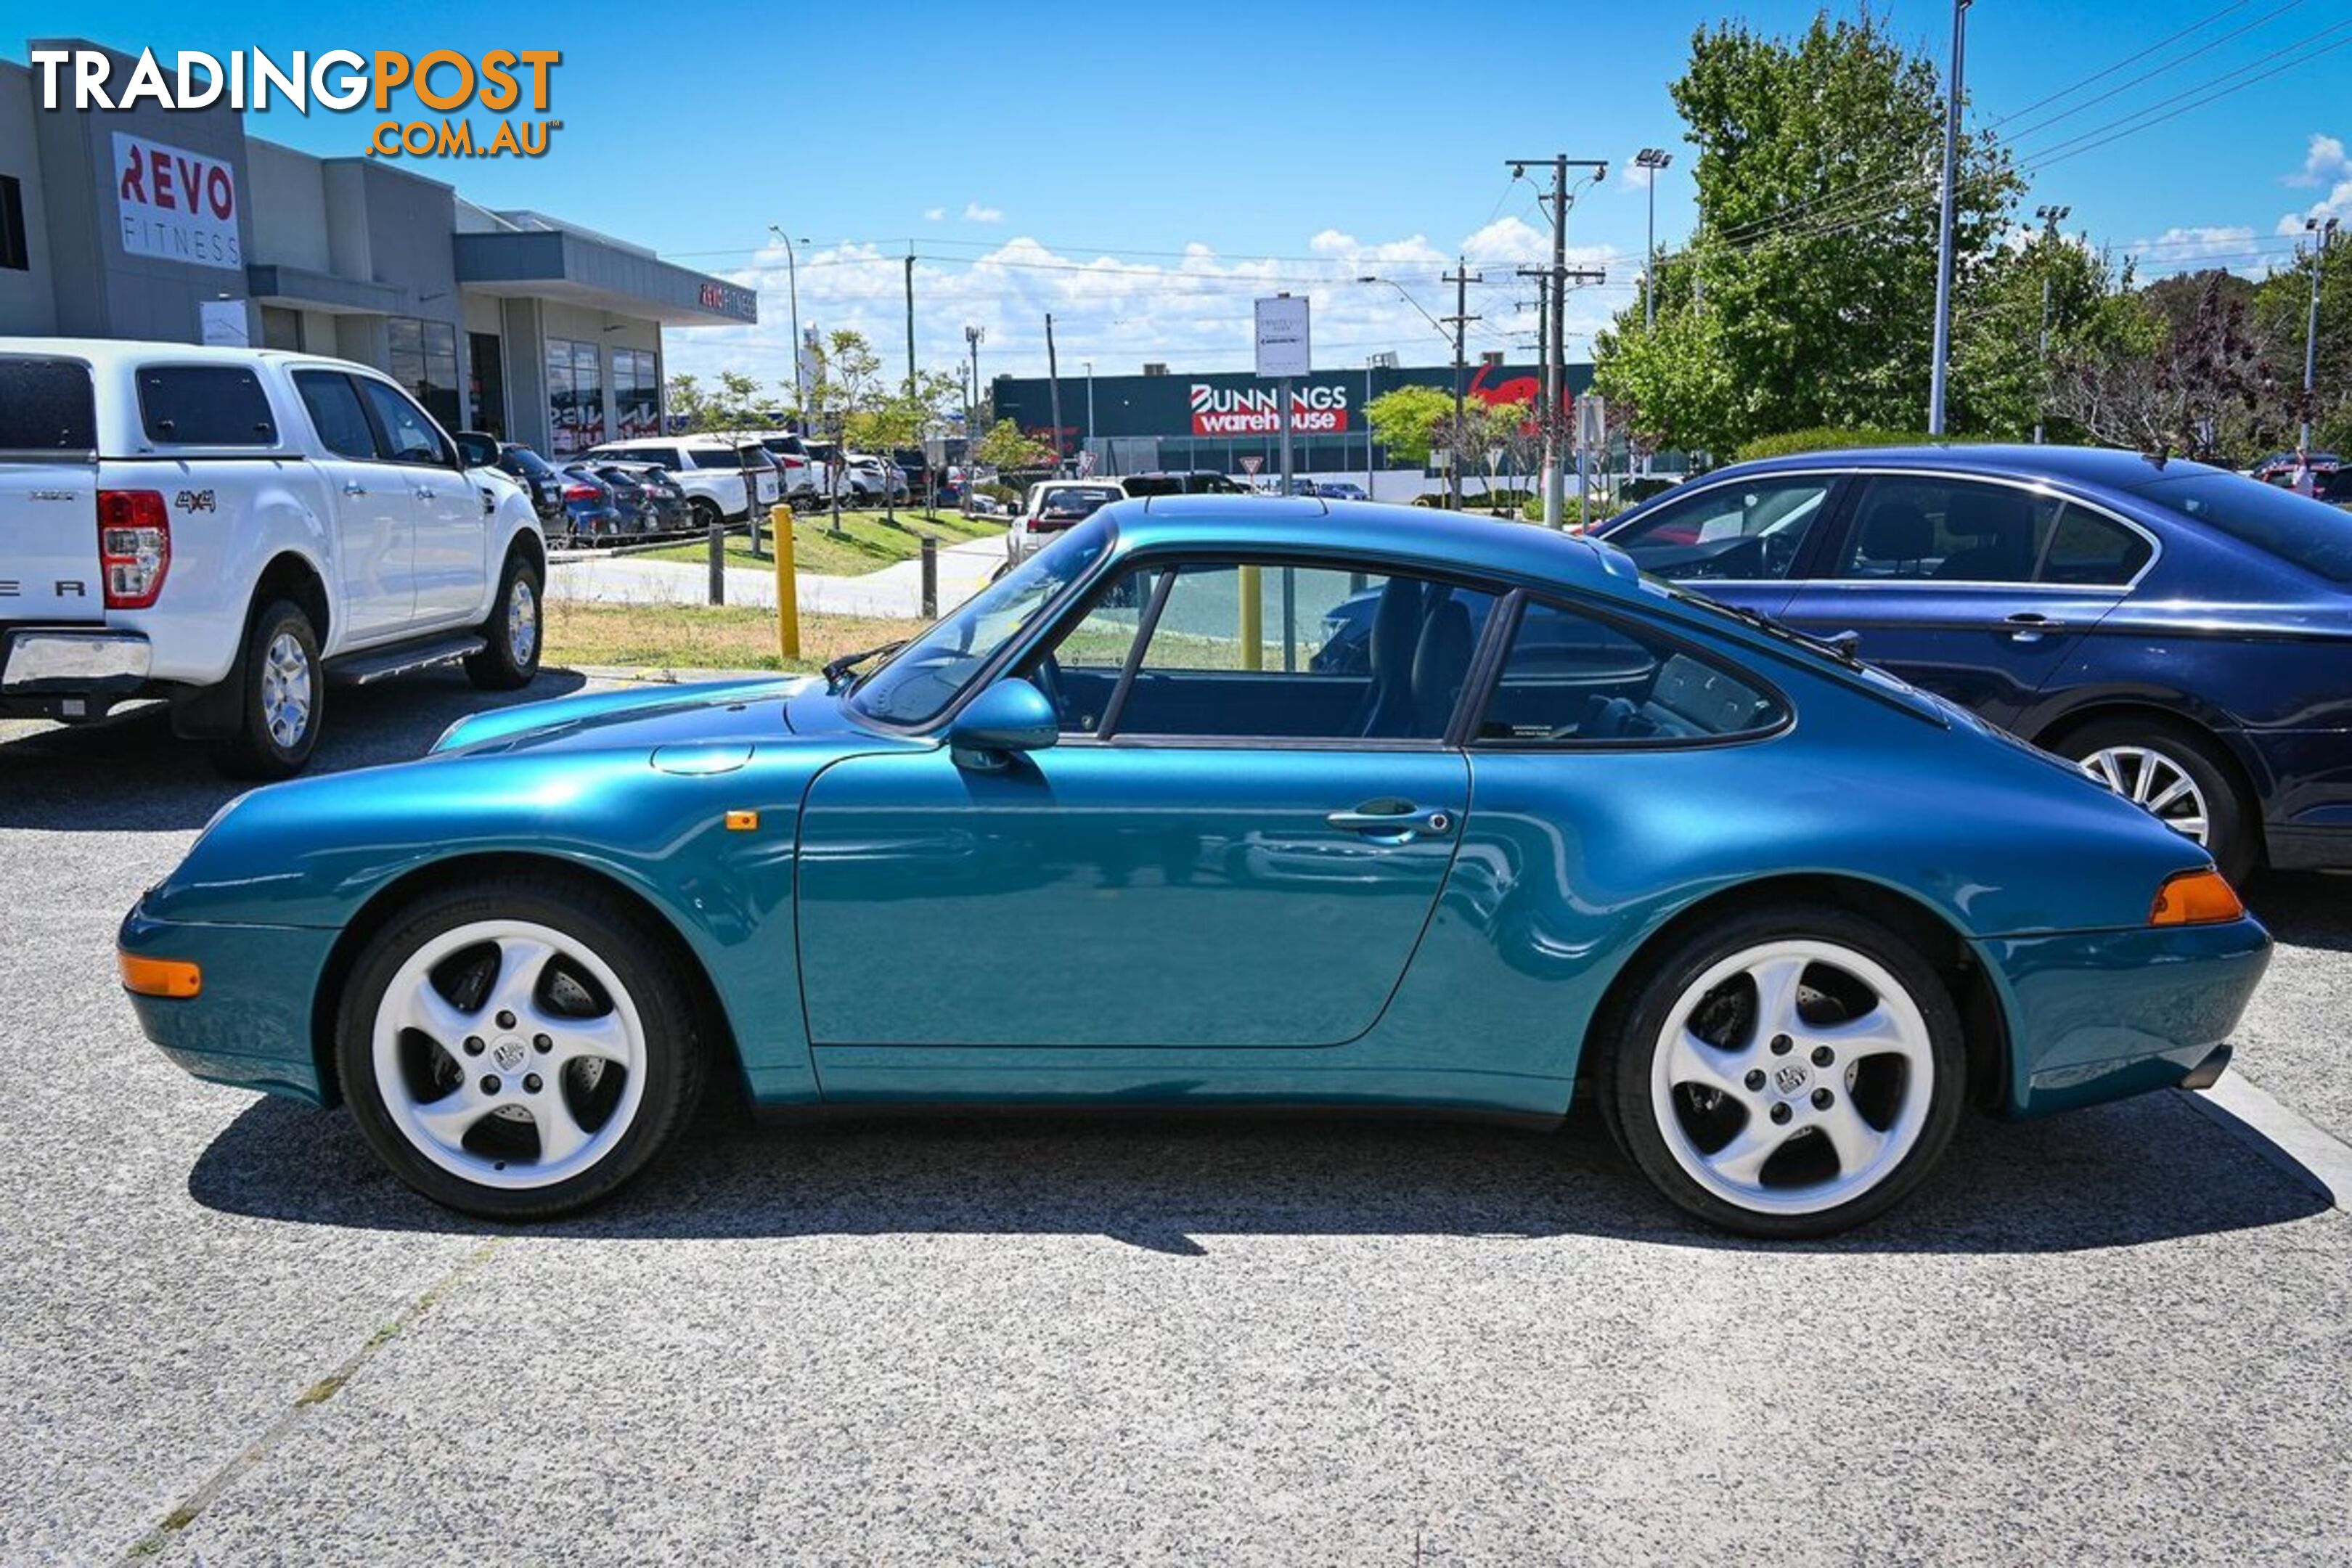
1681;592;1863;666
823;639;907;693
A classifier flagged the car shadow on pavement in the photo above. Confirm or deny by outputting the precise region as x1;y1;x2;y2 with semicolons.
2247;873;2352;955
0;667;589;833
189;1086;2328;1255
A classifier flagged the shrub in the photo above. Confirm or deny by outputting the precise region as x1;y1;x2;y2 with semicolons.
1731;426;1948;463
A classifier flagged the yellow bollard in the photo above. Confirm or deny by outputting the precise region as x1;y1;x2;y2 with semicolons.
1238;564;1262;671
771;504;799;661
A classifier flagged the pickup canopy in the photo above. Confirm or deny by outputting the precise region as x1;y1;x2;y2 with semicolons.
0;356;104;624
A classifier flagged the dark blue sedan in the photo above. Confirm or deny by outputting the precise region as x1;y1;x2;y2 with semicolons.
1596;446;2352;878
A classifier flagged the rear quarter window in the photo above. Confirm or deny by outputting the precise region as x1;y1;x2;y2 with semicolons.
137;365;279;446
0;359;97;452
2131;471;2352;584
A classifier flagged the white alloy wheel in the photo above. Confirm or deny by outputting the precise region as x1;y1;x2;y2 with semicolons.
506;576;539;667
1649;939;1935;1217
371;919;648;1189
2076;744;2210;846
260;631;313;748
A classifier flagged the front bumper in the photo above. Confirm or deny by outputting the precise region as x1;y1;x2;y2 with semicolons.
1985;915;2272;1117
118;901;342;1106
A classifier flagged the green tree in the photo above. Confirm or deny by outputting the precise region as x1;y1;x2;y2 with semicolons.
1593;12;2024;452
1363;385;1454;465
974;417;1055;474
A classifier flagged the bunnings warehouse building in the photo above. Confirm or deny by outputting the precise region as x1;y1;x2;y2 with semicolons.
990;358;1595;499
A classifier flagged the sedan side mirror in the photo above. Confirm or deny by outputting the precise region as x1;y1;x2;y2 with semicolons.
947;678;1058;770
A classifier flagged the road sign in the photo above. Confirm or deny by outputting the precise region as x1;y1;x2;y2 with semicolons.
1254;295;1311;379
1577;393;1607;452
1238;455;1263;475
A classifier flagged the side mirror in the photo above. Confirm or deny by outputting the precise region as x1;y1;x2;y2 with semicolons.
454;432;499;469
947;678;1058;769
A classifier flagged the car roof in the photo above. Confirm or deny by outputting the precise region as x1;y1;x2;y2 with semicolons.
1702;442;2237;491
1106;495;1628;595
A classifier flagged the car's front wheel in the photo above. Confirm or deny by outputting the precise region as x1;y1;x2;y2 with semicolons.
335;877;705;1219
466;549;543;690
1598;905;1965;1238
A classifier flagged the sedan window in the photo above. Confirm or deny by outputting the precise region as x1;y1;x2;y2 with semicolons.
2131;470;2352;584
1832;477;2149;586
1606;477;1833;580
1477;600;1785;744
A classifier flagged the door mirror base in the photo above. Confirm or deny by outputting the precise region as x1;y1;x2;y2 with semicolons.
947;678;1058;769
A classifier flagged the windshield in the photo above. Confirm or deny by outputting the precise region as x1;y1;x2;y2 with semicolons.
2131;471;2352;583
849;520;1113;726
1042;486;1120;518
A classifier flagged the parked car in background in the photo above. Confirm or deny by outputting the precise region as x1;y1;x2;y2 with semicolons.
1596;444;2352;878
583;436;780;528
748;432;819;505
3;340;544;777
1008;480;1124;563
461;435;565;529
553;467;629;545
850;452;910;505
1119;470;1249;498
124;502;2266;1236
566;463;663;538
1318;481;1369;501
613;464;690;533
2251;451;2341;487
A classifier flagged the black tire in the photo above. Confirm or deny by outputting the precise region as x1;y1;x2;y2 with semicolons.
1595;904;1967;1240
335;875;706;1220
211;597;324;780
690;497;723;534
2050;717;2255;883
466;549;543;690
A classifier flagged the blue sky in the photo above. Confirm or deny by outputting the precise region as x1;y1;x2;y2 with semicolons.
14;0;2350;385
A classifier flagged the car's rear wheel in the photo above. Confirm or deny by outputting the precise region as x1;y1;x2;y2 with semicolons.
2053;718;2253;882
1598;905;1965;1238
335;878;704;1219
212;597;323;780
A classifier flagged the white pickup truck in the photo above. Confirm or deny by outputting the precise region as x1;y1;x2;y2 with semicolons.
0;339;547;777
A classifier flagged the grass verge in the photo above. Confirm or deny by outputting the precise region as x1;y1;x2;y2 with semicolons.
544;598;924;674
641;506;1003;578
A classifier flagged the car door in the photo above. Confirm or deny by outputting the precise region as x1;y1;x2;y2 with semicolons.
355;377;482;624
794;555;1489;1052
291;369;415;640
1598;472;1847;620
1773;473;2152;727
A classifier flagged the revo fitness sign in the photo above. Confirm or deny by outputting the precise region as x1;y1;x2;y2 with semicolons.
1190;383;1351;436
113;132;240;271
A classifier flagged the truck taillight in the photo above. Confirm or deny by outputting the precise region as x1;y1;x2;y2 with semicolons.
97;491;171;608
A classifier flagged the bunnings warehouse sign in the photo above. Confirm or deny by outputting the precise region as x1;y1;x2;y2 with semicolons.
994;362;1588;447
1191;382;1350;435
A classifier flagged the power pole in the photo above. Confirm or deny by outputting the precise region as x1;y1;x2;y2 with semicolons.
1045;312;1063;475
1929;0;1972;436
1509;155;1606;526
2303;217;2340;451
1442;257;1482;510
903;250;918;396
1518;262;1605;524
2032;203;2070;446
963;325;984;514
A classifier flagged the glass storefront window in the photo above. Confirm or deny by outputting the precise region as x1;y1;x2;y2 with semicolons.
613;348;661;441
546;338;605;454
389;317;460;432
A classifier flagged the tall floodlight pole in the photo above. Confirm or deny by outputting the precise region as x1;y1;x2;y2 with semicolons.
2304;217;2340;451
768;226;807;426
1635;148;1672;329
1928;0;1972;436
2033;203;2070;446
1083;359;1095;467
965;324;984;427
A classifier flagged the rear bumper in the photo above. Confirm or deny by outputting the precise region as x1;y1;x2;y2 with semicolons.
1984;916;2272;1117
0;627;152;717
118;901;340;1106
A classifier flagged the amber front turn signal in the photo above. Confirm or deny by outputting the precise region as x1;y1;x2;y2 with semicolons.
2149;869;2245;927
119;952;203;999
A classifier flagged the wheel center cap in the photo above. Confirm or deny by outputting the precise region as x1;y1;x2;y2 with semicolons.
492;1037;528;1072
1773;1061;1811;1097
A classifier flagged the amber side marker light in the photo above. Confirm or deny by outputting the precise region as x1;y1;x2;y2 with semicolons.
2149;869;2244;927
119;952;203;999
724;810;760;831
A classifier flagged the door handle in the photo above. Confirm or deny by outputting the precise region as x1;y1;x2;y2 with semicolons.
341;482;367;497
2003;611;2067;642
1326;802;1455;838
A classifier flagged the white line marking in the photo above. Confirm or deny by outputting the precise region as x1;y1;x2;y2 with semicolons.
2186;1074;2352;1209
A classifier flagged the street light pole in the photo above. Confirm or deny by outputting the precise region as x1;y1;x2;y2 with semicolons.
1635;148;1672;329
964;324;983;514
1083;359;1095;471
1928;0;1972;437
2032;203;2070;446
2304;217;2339;452
767;226;806;427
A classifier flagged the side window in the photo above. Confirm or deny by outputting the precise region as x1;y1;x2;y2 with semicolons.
1479;599;1786;744
293;372;380;460
136;366;279;446
2039;504;2152;586
1061;561;1495;741
355;378;450;465
1607;477;1834;581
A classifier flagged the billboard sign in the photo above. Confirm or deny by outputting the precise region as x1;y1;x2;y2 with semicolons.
1253;295;1310;379
1191;382;1349;436
113;133;241;271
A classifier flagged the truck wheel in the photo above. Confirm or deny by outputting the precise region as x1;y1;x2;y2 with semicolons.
467;550;544;690
213;599;324;780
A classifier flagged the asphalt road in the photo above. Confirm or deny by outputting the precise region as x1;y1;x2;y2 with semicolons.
2;674;2348;1564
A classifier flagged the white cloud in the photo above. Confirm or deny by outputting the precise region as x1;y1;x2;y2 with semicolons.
666;221;1636;391
923;206;946;221
2287;133;2348;188
2132;224;2255;257
963;202;1004;224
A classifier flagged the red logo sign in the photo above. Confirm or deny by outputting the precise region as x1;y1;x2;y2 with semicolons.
1188;383;1350;436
